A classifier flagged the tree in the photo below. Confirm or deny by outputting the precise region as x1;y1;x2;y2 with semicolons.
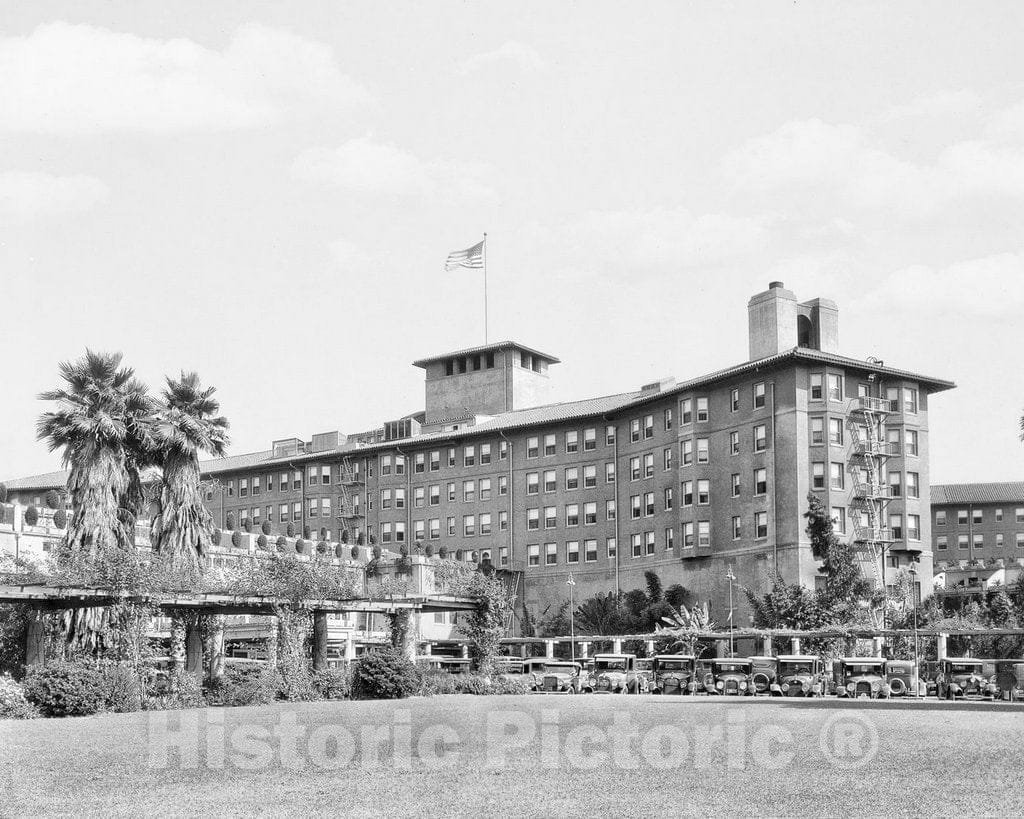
644;570;663;603
804;492;872;618
453;570;514;672
657;601;716;655
665;584;690;609
149;372;229;585
574;592;626;635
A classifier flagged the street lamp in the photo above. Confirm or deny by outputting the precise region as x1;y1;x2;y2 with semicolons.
725;565;736;658
907;563;920;698
566;572;576;665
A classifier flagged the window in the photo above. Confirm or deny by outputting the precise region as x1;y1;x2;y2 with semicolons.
381;489;392;510
605;425;616;445
544;434;556;456
480;478;492;501
239;478;248;498
607;537;617;558
1017;508;1024;523
827;374;843;402
682;481;693;506
631;495;642;519
697;438;709;464
755;512;768;539
541;470;555;493
957;509;968;524
584;465;597;489
480;513;492;535
251;506;262;522
606;499;617;521
499;476;508;496
996;533;1004;548
644;415;655;438
414;487;425;508
683;522;694;548
630;419;641;442
663;447;673;471
644;492;655;516
429;519;440;540
730;431;739;455
908;514;921;541
566;431;579;453
463;445;475;467
265;474;274;493
754;425;768;452
664;408;673;430
567;541;580;564
642;453;654;478
280;503;289;522
936;535;947;550
890;513;903;540
753;382;766;409
906;472;920;499
566;504;579;526
545;507;557;529
830;462;844;490
499;511;508;531
996;508;1003;522
395;488;406;509
606;463;616;484
464;515;476;537
447;482;456;502
886;387;900;412
292;502;302;521
681;398;693;425
585;539;598;562
527;509;539;531
935;510;946;526
889;471;902;498
682;440;693;466
317;466;328;487
972;508;982;524
429;485;440;506
698;521;711;547
414;520;425;541
732;516;741;540
904;388;918;414
811;418;824;445
307;467;318;487
906;430;919;457
664;487;674;511
380;523;392;544
695;398;708;423
810;374;823;401
545;543;557;565
527;437;539;458
645;531;656;556
394;456;406;476
252;476;261;495
429;451;440;471
380;455;392;476
730;388;740;412
887;428;901;455
731;473;741;497
280;472;289;492
526;473;539;495
565;467;579;490
584;502;597;524
447;517;456;536
665;527;675;551
697;480;709;506
463;482;476;503
480;444;491;465
576;427;594;453
831;507;846;534
630;456;641;481
812;462;825;490
632;534;643;558
528;544;540;566
827;419;842;446
754;468;768;495
500;441;508;460
957;534;969;550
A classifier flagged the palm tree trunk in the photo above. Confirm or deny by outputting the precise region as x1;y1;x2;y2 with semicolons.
206;614;225;681
170;611;186;673
154;454;214;586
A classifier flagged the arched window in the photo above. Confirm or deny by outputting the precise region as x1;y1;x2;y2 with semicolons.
797;314;814;348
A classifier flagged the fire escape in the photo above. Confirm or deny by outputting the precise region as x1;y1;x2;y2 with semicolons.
848;396;896;589
336;456;365;537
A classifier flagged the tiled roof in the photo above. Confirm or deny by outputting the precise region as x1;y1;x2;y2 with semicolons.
931;483;1024;505
412;340;560;368
3;469;71;491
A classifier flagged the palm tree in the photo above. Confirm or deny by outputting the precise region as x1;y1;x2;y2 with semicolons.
657;601;717;656
150;372;229;584
37;350;155;650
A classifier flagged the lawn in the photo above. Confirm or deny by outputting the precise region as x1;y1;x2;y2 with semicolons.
2;695;1022;816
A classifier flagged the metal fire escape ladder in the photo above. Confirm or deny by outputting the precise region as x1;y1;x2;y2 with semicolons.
848;397;895;590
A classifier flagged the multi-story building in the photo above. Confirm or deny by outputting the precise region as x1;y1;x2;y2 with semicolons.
930;482;1024;596
4;282;954;627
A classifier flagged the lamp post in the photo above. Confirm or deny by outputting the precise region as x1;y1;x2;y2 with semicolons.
566;573;576;665
907;563;920;698
725;565;736;658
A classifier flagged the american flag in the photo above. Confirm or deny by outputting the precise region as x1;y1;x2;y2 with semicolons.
445;239;484;272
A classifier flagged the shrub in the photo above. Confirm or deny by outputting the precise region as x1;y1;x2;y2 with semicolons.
372;545;382;560
286;523;295;538
205;665;280;707
356;532;365;546
225;513;235;531
350;545;360;560
491;676;530;695
312;667;351;700
351;649;419;700
166;671;204;709
261;520;272;535
257;534;268;550
24;506;39;526
242;518;253;533
418;670;457;696
455;549;463;561
45;490;60;510
438;545;448;559
317;541;328;555
341;529;349;544
211;528;222;546
320;527;328;540
231;530;243;549
0;483;6;503
23;661;107;717
0;674;39;719
399;544;409;558
369;534;377;546
453;674;491;695
52;509;67;529
303;526;312;540
425;543;434;557
294;539;305;554
100;663;143;713
276;536;287;551
334;544;344;558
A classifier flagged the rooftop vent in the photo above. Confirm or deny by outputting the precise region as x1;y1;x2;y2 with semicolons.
641;377;677;394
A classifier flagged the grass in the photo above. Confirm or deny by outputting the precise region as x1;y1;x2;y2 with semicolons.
2;695;1023;816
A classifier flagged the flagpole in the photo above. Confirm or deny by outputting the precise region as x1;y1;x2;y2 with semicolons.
482;233;488;344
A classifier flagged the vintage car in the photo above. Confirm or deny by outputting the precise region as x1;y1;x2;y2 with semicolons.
884;659;921;697
832;658;887;698
748;656;779;695
492;657;525;677
935;658;997;700
704;659;754;695
537;661;583;694
635;657;655;690
650;655;698;694
417;656;472;675
771;655;824;697
989;660;1024;700
591;653;645;693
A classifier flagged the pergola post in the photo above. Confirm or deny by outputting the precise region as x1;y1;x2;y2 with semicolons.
312;610;328;670
937;632;948;659
388;610;416;662
790;637;801;654
645;640;655;656
25;608;46;667
872;636;884;656
207;614;225;681
761;635;772;656
716;639;728;658
545;640;555;658
185;616;204;677
612;639;623;654
579;641;590;659
265;615;279;667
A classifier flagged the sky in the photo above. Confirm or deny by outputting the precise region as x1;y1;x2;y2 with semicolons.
1;1;1023;485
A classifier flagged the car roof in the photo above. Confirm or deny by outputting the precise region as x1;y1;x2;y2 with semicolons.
711;658;751;663
594;653;634;659
942;657;983;664
655;654;696;660
747;655;778;661
840;657;885;662
776;655;819;661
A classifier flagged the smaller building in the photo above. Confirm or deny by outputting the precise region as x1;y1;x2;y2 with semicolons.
930;482;1024;595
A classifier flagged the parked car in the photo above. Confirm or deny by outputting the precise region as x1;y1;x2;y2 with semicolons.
990;660;1024;701
635;657;655;691
748;656;779;695
771;655;824;697
650;655;698;694
832;658;887;698
935;658;997;700
493;657;525;677
883;659;921;697
536;661;583;693
704;659;754;695
418;656;471;675
591;653;643;693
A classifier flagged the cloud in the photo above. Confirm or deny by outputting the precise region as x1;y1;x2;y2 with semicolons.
0;22;368;134
459;41;546;75
0;171;108;219
291;136;494;199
